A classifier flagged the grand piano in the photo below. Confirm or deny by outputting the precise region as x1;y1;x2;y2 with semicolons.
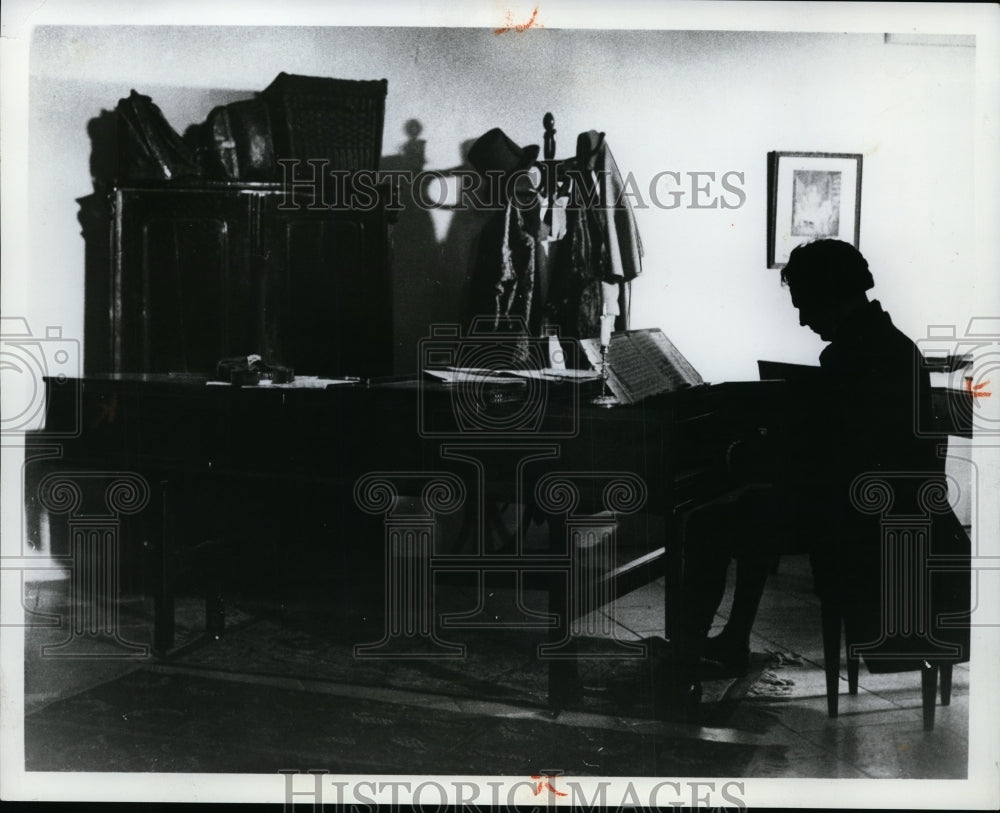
24;323;976;712
24;360;796;706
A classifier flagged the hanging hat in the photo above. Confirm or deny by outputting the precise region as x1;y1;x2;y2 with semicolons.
467;127;540;177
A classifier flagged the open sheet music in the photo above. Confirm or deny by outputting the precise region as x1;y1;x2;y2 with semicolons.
580;328;704;405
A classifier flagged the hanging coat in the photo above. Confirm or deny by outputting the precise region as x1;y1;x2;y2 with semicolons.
545;131;643;340
467;197;546;359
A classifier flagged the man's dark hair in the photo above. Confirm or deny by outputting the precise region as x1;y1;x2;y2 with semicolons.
780;239;875;305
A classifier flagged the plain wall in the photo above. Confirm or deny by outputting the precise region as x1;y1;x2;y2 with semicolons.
26;26;976;382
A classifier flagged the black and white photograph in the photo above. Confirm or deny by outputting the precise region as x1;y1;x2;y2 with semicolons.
2;1;999;808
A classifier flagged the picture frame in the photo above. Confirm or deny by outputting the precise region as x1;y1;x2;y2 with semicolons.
767;151;863;268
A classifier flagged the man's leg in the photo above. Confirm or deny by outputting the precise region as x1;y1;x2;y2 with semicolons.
663;500;739;698
704;487;793;671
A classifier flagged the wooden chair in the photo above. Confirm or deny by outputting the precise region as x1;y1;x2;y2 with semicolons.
816;472;970;732
820;590;955;731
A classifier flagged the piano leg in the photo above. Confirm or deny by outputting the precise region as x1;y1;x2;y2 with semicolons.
544;516;582;711
152;479;175;655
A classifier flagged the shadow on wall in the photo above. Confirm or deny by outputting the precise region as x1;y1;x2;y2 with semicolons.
443;138;494;336
79;109;117;374
382;122;490;375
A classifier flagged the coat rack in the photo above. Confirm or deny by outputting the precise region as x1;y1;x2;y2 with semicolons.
538;112;572;227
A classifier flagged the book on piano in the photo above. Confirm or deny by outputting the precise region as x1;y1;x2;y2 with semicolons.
580;328;704;405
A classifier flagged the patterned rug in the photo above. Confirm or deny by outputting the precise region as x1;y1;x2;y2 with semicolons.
154;587;779;725
25;668;783;776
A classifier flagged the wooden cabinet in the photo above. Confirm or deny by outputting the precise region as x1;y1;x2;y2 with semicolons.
101;182;392;378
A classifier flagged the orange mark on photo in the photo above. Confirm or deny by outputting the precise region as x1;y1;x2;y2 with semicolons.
530;775;567;797
965;378;991;398
495;6;540;34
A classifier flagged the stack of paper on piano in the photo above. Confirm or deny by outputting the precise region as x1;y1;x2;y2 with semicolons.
424;367;601;385
206;375;361;388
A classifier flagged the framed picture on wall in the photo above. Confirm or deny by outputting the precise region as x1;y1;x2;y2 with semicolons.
767;151;863;268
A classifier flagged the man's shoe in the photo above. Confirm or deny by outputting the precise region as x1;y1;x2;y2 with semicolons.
700;635;751;678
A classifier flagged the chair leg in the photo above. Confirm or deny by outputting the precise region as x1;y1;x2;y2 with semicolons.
940;663;953;706
921;662;938;731
821;599;842;718
847;651;860;695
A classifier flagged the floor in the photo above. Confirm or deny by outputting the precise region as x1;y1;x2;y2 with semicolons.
20;535;970;782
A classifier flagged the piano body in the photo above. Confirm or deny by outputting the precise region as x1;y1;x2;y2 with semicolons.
24;357;970;706
24;372;790;704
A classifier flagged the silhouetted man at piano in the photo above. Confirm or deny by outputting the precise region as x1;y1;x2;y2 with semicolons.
661;238;970;713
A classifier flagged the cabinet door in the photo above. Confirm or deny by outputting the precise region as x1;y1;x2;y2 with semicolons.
114;188;256;374
262;196;392;377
